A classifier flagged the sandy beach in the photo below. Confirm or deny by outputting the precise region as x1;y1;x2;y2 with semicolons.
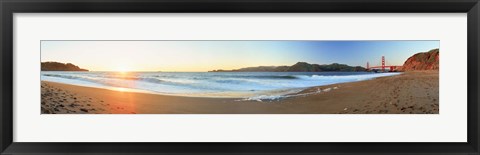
41;71;438;114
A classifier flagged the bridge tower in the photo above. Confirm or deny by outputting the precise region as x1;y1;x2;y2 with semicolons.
381;56;385;72
366;62;369;70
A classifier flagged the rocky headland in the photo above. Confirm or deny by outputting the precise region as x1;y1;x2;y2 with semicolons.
400;48;439;71
41;62;89;71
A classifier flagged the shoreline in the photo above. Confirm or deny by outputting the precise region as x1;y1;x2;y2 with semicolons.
40;72;401;99
41;71;438;114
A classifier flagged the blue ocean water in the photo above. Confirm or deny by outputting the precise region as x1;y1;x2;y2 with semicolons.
41;71;400;100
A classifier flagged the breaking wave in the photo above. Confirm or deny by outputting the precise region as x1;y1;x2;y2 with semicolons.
41;71;401;100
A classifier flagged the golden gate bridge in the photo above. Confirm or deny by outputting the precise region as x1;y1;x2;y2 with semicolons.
366;56;402;72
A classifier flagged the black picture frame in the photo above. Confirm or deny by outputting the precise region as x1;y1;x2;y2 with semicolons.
1;0;479;154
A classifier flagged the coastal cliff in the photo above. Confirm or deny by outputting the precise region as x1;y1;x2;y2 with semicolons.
41;62;89;71
400;48;439;71
210;62;366;72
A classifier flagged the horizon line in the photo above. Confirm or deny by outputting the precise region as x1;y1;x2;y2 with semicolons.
41;61;369;72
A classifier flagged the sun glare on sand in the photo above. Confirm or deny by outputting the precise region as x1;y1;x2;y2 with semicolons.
113;87;128;92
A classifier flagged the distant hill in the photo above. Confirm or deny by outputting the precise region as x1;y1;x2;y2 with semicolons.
41;62;89;71
400;48;439;71
210;62;366;72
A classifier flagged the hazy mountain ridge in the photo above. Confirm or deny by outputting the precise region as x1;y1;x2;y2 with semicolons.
210;62;366;72
41;62;89;71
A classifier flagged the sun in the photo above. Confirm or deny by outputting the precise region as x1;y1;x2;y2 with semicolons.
114;66;132;73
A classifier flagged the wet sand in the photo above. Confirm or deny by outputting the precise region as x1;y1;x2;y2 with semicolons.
41;71;439;114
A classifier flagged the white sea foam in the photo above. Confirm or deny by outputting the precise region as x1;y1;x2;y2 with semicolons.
41;71;401;100
240;86;337;102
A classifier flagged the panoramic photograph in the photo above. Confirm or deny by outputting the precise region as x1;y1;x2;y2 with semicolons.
40;40;439;114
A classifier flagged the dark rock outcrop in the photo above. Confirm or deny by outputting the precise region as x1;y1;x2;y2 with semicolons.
41;62;89;71
400;48;439;71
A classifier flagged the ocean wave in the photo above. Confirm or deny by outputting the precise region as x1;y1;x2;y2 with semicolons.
41;72;401;99
236;75;299;79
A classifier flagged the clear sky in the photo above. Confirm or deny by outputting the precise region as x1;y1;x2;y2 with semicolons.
41;40;439;72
